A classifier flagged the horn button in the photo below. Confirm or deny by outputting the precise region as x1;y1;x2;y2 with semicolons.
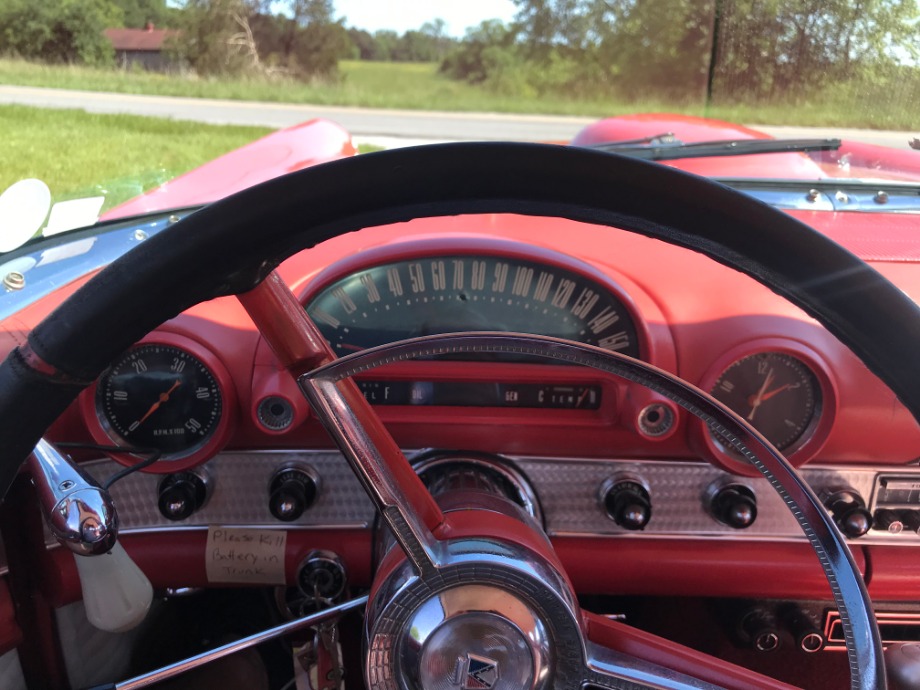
366;459;583;690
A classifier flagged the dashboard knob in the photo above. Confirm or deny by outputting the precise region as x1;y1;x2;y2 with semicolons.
899;510;920;535
885;643;920;690
823;488;872;538
269;467;318;522
711;484;757;529
874;508;905;534
157;472;207;521
788;610;824;653
740;607;781;652
602;478;651;531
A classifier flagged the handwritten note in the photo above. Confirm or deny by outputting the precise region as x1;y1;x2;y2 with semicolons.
206;526;287;585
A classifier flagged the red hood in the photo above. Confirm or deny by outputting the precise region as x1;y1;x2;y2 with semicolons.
102;113;920;222
572;113;920;182
101;118;356;221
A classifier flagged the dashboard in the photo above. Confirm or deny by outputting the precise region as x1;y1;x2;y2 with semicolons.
5;209;920;675
45;215;919;477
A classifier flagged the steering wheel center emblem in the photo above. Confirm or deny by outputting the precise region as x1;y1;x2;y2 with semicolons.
458;653;499;689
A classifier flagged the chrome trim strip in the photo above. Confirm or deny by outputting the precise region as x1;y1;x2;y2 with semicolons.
48;452;920;548
114;595;367;690
585;641;723;689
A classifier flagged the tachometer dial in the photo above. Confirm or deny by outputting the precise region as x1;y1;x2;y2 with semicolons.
709;352;821;452
96;344;223;457
306;255;641;358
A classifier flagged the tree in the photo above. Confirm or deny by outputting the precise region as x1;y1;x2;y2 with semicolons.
419;19;453;61
712;0;920;101
0;0;120;65
440;19;517;84
250;0;348;78
372;30;400;61
170;0;258;76
110;0;177;28
171;0;348;79
347;27;378;60
487;0;920;104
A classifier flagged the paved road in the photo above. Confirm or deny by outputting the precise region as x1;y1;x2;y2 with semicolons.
0;84;916;149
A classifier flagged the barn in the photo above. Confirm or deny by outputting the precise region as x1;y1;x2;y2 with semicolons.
104;23;178;72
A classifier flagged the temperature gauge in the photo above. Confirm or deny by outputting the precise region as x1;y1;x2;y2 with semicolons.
357;381;601;409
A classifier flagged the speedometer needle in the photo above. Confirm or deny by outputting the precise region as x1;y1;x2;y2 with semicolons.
129;380;181;431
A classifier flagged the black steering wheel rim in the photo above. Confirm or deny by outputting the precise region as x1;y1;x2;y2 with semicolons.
0;142;911;688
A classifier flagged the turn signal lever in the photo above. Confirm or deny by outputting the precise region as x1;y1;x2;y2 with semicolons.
29;439;152;632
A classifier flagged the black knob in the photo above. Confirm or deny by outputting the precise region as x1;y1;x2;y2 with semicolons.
158;472;207;521
824;489;872;538
269;468;318;522
711;485;757;529
783;606;825;653
900;510;920;534
885;643;920;690
603;480;651;531
740;608;781;652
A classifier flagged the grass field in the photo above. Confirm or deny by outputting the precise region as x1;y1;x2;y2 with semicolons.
0;104;272;210
1;58;914;129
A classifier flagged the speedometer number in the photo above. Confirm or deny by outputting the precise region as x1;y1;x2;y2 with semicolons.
306;255;641;358
512;266;533;296
551;279;575;308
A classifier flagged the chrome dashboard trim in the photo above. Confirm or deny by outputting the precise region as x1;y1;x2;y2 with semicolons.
0;210;194;321
46;450;920;549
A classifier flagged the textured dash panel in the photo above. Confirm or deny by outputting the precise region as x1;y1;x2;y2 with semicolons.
82;451;374;534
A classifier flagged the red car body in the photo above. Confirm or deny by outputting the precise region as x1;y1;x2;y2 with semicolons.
2;112;920;689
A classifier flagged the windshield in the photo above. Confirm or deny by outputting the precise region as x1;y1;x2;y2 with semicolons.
1;0;919;247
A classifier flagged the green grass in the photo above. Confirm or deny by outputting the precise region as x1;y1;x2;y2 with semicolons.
1;58;915;129
0;104;271;210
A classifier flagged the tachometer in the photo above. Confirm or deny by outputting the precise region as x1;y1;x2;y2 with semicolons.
305;255;641;358
96;343;223;457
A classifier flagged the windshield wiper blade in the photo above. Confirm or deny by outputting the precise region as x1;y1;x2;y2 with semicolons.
585;137;842;161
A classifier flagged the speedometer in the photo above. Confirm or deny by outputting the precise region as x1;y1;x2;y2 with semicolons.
305;255;641;357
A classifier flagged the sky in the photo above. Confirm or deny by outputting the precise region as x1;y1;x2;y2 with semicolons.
333;0;517;37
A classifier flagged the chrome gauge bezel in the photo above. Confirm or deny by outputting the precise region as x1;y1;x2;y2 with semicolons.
81;332;237;472
695;339;837;476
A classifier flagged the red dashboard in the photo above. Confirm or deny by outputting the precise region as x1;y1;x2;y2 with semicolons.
3;209;920;609
4;171;920;689
16;212;916;469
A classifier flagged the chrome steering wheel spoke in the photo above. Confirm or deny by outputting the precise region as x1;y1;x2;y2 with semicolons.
238;273;447;577
300;374;444;575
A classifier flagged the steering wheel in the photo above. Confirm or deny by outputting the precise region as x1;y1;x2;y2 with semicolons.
1;142;914;689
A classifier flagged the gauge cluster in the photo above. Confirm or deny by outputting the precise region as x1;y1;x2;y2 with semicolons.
72;247;866;474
